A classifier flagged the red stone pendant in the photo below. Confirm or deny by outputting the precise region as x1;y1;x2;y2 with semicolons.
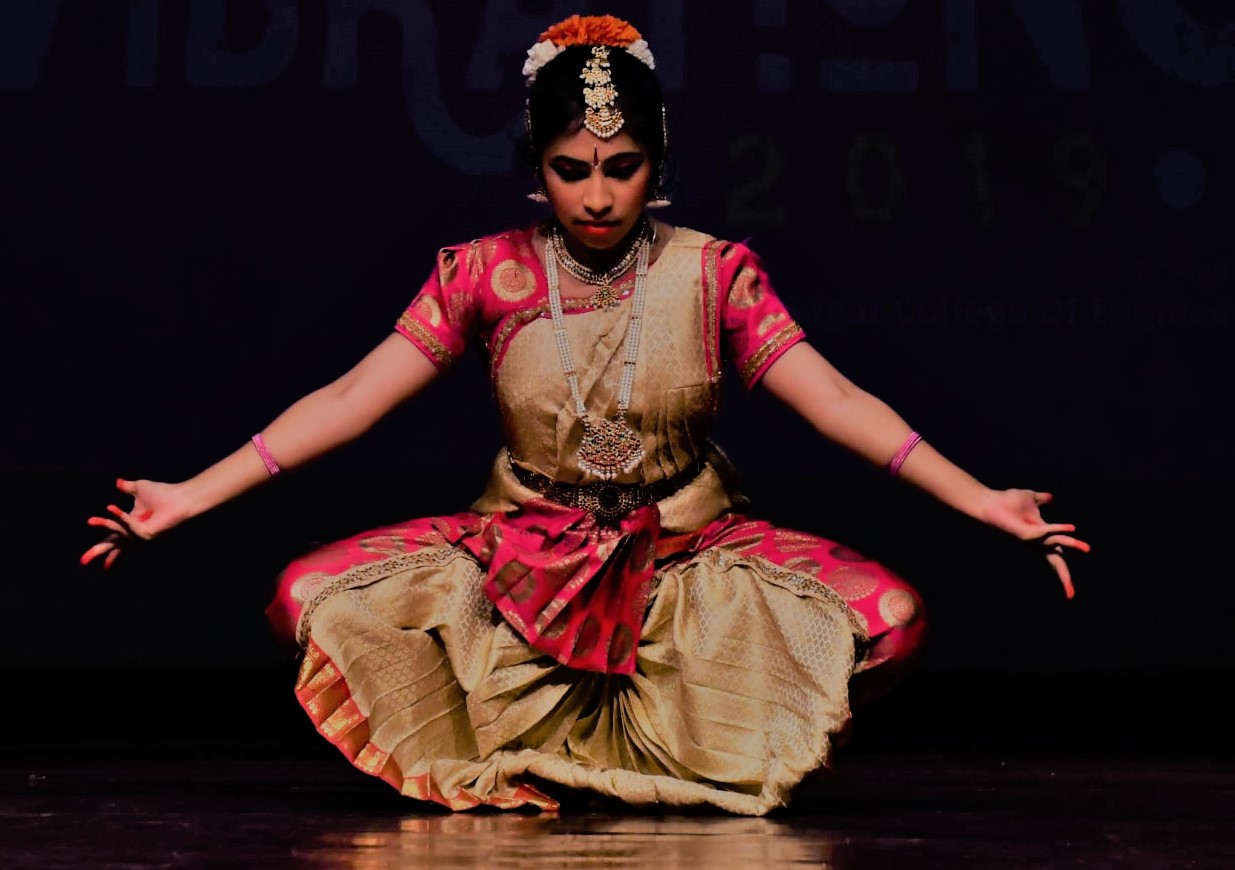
577;416;645;480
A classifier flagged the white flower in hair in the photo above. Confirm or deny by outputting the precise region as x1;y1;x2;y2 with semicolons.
624;39;655;70
522;39;564;83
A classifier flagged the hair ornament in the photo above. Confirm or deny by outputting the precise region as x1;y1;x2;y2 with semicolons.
580;46;623;139
521;14;655;85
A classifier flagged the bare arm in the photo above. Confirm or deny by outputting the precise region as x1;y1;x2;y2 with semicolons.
179;334;441;517
759;341;1088;596
759;342;994;519
83;334;441;566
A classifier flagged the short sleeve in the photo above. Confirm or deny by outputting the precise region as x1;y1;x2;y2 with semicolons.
395;244;481;369
719;242;806;388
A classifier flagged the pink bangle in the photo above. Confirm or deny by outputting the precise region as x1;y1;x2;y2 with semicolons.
251;433;282;477
887;431;922;477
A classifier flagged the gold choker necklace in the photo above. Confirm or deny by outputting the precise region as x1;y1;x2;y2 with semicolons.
547;221;650;309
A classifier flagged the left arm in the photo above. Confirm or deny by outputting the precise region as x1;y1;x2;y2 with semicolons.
759;342;991;519
759;341;1089;596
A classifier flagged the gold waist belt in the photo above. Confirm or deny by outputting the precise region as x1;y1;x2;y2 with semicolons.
508;455;707;525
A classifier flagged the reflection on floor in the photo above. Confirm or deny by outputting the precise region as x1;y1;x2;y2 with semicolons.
4;668;1233;868
4;749;1233;868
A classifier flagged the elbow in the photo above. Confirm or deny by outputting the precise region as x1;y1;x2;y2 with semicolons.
318;379;376;442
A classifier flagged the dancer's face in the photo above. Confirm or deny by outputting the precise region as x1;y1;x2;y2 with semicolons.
541;127;653;253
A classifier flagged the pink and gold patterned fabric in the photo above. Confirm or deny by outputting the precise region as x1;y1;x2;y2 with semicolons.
266;222;926;814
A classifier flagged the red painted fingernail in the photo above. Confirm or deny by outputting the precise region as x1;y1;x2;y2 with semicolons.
138;510;153;521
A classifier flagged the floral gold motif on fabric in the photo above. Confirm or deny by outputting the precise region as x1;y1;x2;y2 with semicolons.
414;295;443;327
303;661;341;695
289;571;331;605
878;588;918;627
756;311;786;338
719;531;766;552
823;565;881;601
783;556;824;576
773;529;824;553
357;534;408;556
354;744;391;775
321;697;364;739
491;259;538;302
728;266;765;309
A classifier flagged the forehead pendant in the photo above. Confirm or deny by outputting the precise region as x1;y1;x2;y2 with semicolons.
581;46;624;139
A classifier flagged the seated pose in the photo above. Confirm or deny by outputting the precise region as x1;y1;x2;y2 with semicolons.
83;15;1087;815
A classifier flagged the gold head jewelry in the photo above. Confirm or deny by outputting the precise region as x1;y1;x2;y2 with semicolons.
581;46;624;139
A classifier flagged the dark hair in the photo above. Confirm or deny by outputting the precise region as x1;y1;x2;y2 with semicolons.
517;45;673;197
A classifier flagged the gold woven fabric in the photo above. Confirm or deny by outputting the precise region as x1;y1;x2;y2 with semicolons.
300;544;856;815
493;227;718;486
295;222;862;813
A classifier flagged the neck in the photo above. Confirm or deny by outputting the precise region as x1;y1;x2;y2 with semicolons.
558;216;648;273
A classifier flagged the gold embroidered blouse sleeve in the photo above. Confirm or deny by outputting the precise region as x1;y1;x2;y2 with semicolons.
395;243;483;369
716;241;807;388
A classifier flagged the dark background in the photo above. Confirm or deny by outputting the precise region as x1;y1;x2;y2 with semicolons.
2;1;1232;751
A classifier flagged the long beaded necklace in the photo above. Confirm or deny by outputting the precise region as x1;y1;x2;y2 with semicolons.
545;227;651;481
548;220;648;309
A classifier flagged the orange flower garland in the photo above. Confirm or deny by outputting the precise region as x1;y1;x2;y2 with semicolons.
539;15;642;48
521;15;654;86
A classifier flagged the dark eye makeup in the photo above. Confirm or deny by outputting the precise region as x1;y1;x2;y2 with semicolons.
548;155;645;182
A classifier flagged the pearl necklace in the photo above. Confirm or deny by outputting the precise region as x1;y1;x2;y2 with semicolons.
545;233;650;481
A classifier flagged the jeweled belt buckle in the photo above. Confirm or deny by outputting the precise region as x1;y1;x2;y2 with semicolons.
582;482;636;525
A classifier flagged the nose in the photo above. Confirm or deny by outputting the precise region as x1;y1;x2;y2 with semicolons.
582;171;614;217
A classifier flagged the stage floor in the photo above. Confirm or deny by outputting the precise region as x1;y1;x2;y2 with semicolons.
4;746;1232;869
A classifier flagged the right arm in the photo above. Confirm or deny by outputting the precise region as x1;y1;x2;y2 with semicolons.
82;333;441;567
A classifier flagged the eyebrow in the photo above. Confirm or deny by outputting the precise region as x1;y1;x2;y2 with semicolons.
548;153;644;167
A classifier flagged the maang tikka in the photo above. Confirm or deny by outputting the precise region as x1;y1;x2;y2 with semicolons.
581;46;624;139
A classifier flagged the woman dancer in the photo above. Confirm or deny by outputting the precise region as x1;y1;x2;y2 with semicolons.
82;15;1087;815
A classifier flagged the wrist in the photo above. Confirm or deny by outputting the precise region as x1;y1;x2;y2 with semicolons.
968;485;1002;524
175;478;214;521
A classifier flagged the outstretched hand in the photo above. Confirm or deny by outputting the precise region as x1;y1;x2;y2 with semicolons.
80;478;190;570
978;489;1090;599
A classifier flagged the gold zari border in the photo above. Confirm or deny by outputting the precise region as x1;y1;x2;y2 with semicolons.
397;312;454;368
741;322;804;385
